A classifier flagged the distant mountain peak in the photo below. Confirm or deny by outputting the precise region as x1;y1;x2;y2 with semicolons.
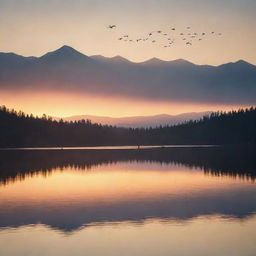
110;55;131;63
141;57;163;65
234;59;254;67
90;55;131;64
218;59;255;69
140;57;195;66
171;58;194;65
40;45;88;60
57;45;77;52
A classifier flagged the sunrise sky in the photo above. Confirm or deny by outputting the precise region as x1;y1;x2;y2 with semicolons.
0;0;255;117
0;90;250;117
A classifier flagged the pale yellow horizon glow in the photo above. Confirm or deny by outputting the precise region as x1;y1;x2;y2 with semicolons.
0;90;251;118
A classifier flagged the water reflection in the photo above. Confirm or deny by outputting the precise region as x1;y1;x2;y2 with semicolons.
0;146;256;232
1;216;256;256
0;145;255;185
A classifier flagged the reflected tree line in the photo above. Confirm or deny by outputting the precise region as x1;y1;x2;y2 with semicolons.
0;106;256;147
0;146;255;185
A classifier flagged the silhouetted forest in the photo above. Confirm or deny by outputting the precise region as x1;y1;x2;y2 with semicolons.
0;105;256;147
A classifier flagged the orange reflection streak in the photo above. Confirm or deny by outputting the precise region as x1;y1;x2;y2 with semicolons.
0;163;252;206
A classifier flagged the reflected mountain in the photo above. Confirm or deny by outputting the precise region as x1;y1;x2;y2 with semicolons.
0;146;256;232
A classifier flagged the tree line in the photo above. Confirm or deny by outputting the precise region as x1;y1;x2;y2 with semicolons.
0;105;255;147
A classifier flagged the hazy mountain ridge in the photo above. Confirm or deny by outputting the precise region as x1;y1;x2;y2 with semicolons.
55;111;212;128
0;45;256;104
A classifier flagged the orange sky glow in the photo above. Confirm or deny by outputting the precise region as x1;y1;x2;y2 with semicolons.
0;90;249;117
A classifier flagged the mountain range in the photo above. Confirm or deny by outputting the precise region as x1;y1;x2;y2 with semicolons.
0;45;256;104
56;112;211;128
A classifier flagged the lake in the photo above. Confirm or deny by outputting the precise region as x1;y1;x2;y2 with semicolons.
0;146;256;256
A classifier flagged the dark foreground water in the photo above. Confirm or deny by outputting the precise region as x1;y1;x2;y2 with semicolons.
0;146;256;256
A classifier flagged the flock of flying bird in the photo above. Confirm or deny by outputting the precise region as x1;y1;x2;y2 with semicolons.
107;25;223;48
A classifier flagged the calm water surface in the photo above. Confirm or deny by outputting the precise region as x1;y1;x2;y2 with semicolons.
0;147;255;256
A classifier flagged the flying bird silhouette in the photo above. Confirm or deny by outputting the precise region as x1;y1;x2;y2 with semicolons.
107;24;222;49
108;25;116;29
